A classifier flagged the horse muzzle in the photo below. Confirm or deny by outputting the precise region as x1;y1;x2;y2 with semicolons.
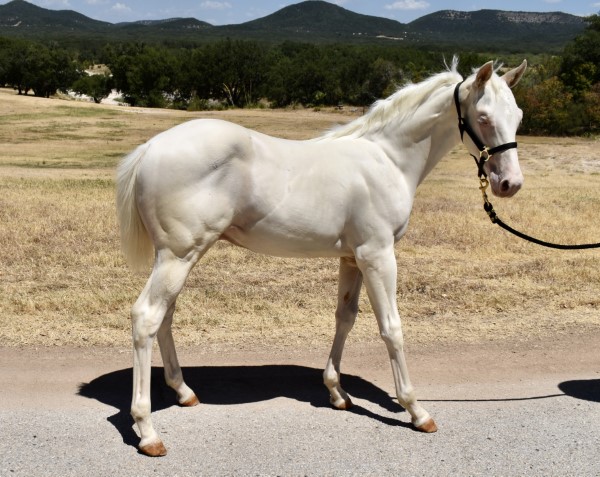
488;170;523;198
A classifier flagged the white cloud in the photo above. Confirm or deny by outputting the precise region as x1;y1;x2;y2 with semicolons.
543;0;562;3
200;1;232;9
111;2;131;13
40;0;71;7
86;0;109;5
385;0;430;11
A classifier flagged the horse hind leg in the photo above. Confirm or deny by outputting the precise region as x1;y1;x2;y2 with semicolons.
157;304;199;407
323;257;363;410
130;246;207;457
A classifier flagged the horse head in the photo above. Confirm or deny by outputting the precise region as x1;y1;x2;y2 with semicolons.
457;60;527;198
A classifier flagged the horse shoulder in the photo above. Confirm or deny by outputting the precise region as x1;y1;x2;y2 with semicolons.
334;141;414;243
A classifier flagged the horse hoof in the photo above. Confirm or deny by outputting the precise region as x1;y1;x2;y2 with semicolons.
139;440;167;457
415;417;438;433
180;394;200;407
331;396;353;410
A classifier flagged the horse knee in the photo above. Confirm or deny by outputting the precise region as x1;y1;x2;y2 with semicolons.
379;324;404;350
323;365;339;388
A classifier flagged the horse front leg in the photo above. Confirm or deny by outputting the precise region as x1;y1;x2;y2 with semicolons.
324;257;363;409
357;246;437;433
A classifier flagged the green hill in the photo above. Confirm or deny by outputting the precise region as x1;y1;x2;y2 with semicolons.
224;0;408;40
0;0;109;30
409;9;586;51
0;0;588;52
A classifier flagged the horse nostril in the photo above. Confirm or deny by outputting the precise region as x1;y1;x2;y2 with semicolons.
501;179;510;193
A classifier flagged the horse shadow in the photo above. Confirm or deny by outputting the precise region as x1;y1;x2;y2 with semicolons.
78;364;409;451
558;379;600;403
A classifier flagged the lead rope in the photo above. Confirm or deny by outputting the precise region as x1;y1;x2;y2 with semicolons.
454;81;600;250
478;180;600;250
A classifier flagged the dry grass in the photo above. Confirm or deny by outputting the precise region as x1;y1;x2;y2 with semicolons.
1;88;599;350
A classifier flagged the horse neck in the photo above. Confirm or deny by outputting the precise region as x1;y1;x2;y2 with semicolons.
369;83;460;193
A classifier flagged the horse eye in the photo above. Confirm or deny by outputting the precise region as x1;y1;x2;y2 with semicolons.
478;116;490;126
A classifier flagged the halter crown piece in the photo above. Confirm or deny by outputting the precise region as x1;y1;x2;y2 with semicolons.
453;80;518;180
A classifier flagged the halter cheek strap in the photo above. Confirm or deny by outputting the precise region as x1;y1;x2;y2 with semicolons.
453;80;518;179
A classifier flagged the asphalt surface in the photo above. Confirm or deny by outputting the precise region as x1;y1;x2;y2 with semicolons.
0;339;598;476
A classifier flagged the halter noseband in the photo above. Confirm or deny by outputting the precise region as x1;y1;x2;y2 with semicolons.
453;80;518;179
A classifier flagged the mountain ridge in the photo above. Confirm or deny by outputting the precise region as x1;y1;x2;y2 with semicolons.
0;0;110;29
409;8;586;49
0;0;588;52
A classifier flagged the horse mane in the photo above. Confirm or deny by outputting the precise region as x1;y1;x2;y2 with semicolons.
321;57;463;140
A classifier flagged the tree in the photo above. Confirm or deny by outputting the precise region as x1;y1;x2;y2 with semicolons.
515;77;575;135
581;83;600;134
0;38;31;94
108;45;178;107
362;58;402;103
0;38;79;96
202;40;267;107
71;73;113;103
560;15;600;97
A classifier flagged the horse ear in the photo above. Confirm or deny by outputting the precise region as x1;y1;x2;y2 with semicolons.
502;60;527;89
474;61;494;89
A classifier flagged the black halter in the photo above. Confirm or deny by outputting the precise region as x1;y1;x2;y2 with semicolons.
453;80;518;179
454;80;600;249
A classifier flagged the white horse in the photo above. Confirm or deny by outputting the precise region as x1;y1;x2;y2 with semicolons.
116;58;527;456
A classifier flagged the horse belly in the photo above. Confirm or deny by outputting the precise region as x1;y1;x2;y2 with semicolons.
221;179;410;257
221;215;351;258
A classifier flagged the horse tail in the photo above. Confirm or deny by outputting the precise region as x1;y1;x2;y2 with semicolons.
116;144;154;271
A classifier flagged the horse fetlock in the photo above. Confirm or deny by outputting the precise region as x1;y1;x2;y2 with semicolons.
179;392;200;407
323;367;339;387
170;382;198;406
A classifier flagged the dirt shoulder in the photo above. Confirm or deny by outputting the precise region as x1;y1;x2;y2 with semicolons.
2;329;598;411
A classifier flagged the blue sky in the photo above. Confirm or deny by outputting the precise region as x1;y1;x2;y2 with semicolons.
3;0;599;24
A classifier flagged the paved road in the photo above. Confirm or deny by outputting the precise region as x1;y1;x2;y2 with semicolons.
0;338;598;476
